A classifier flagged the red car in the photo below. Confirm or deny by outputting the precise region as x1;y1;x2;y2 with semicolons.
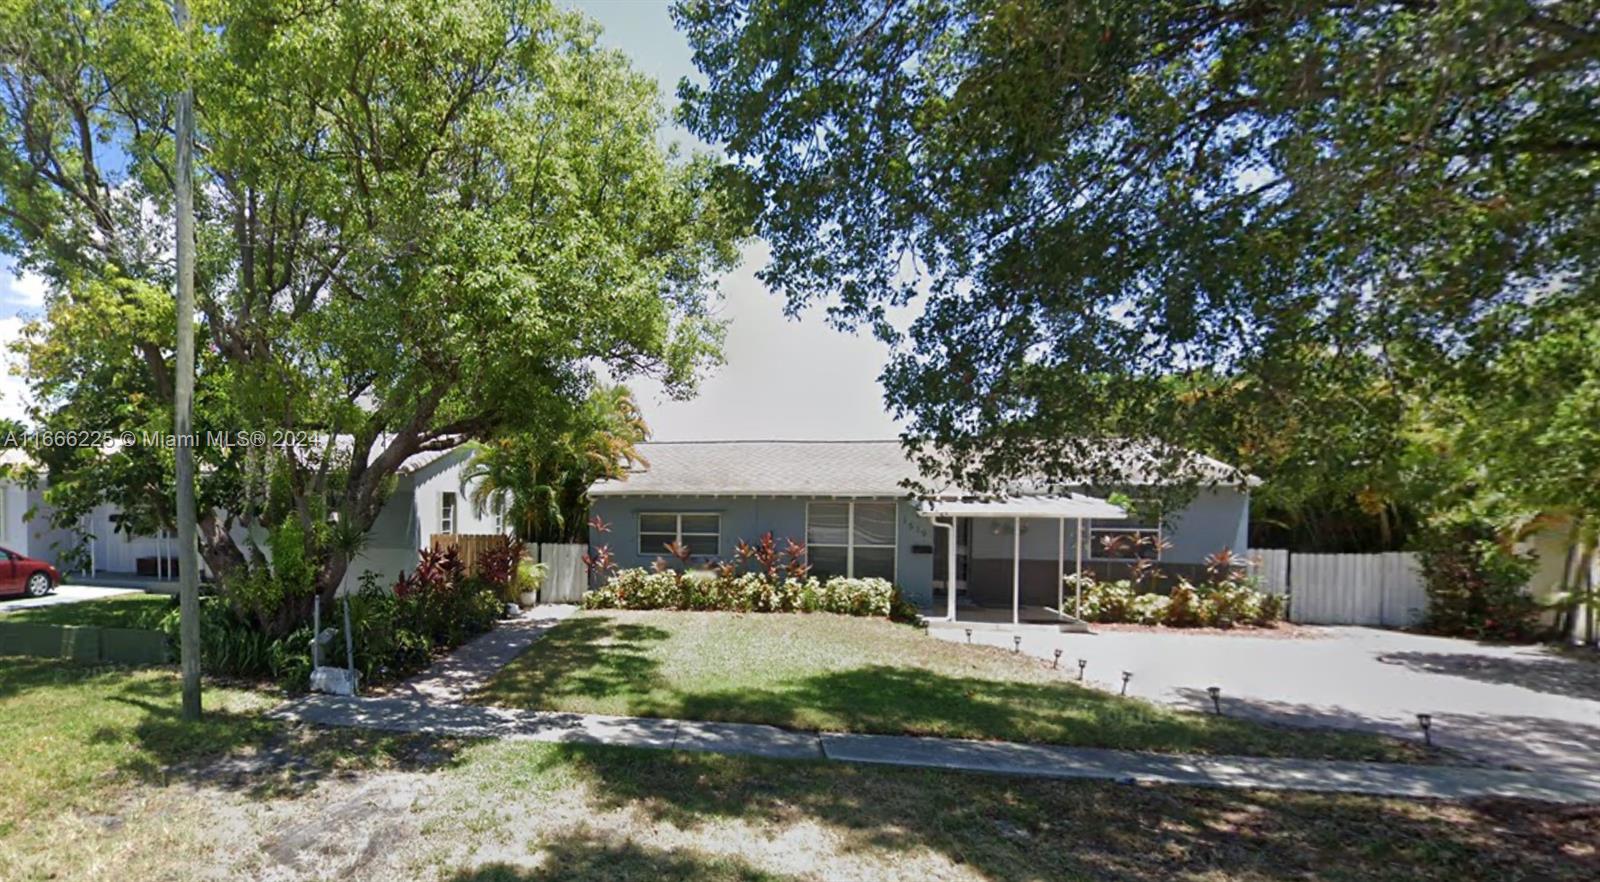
0;547;60;598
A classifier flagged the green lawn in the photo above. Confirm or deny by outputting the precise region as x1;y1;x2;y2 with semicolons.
476;610;1427;762
438;740;1594;882
0;592;176;629
0;656;277;829
1;654;1590;881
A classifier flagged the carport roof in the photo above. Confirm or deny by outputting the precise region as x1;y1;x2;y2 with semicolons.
917;494;1126;520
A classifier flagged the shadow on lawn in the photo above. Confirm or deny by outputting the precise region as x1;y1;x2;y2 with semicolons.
531;744;1598;882
77;676;470;799
445;836;797;882
635;664;1415;761
481;614;669;706
0;655;163;701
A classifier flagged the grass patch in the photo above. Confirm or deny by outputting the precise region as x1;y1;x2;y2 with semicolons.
0;656;463;829
0;592;176;630
0;655;471;880
477;610;1426;761
440;739;1598;882
0;653;1590;881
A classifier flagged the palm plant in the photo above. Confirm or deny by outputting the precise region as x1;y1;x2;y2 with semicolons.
463;384;650;543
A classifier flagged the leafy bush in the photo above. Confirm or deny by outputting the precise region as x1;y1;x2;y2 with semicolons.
582;568;915;620
1162;581;1206;627
1419;527;1539;642
1204;581;1263;626
164;553;502;691
1128;592;1170;625
1078;579;1137;622
1068;568;1285;629
476;535;523;601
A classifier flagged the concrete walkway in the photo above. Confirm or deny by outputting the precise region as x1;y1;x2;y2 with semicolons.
269;692;1600;804
0;584;140;612
383;604;578;703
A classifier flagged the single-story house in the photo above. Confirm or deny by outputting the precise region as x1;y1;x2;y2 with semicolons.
588;439;1255;622
0;446;501;592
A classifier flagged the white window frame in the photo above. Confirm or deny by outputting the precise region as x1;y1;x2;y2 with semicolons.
439;491;457;535
637;512;721;558
1087;501;1162;562
805;500;898;581
491;495;507;534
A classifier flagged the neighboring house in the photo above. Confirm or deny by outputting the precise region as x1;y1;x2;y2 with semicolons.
588;440;1254;619
0;445;506;592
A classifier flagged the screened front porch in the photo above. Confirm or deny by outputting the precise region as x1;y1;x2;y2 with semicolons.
918;494;1128;629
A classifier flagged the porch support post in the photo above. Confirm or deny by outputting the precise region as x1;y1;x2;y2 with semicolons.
1075;518;1084;617
946;516;957;622
1012;515;1021;625
1057;517;1065;614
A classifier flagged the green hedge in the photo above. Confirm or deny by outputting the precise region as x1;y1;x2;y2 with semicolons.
583;569;917;620
0;621;171;664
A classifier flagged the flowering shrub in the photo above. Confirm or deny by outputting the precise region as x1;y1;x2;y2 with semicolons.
583;568;915;620
1072;570;1284;628
1128;592;1170;625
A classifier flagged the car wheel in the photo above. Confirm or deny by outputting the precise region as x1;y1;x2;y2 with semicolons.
25;572;51;597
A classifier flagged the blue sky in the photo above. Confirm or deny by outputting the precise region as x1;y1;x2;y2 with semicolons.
0;0;904;440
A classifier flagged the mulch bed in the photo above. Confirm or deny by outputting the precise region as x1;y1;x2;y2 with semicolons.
1086;621;1327;639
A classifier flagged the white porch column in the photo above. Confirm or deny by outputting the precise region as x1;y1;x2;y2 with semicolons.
1057;517;1065;613
1012;515;1021;625
946;516;957;621
1075;518;1084;617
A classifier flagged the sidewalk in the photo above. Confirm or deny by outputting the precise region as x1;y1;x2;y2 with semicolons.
270;692;1600;805
382;604;578;703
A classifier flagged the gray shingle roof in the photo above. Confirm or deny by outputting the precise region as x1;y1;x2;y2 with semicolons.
590;440;923;497
590;439;1252;498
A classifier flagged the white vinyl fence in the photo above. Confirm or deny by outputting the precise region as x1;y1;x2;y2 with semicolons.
534;542;588;603
1248;549;1427;627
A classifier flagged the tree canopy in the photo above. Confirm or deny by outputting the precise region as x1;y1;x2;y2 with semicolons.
673;0;1598;501
1;0;743;610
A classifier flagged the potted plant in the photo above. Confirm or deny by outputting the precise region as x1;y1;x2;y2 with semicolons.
516;559;549;608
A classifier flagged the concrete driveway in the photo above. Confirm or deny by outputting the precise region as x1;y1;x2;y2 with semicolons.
935;625;1600;777
0;584;139;612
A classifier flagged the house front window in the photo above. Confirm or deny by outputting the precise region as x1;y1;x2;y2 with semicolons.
637;512;720;558
1089;504;1162;560
440;491;457;535
806;501;897;581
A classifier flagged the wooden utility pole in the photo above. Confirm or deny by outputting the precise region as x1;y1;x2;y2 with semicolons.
173;0;201;720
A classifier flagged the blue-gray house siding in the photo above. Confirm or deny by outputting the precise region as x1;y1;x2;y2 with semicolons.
588;488;1250;610
589;496;939;606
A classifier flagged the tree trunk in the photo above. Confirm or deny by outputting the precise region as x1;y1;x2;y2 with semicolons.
197;512;248;585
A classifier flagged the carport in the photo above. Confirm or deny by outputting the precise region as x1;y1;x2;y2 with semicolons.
918;494;1126;625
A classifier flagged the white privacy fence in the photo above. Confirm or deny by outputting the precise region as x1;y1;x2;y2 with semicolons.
1248;549;1427;627
534;542;588;603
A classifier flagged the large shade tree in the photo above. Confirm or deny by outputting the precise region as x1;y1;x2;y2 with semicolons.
0;0;741;623
673;0;1598;501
